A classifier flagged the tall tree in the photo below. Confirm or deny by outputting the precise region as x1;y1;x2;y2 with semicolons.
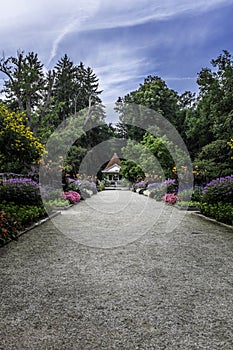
198;51;233;138
115;76;181;141
0;51;55;133
53;54;77;121
185;50;233;158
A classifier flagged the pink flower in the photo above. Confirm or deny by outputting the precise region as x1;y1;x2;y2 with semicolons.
163;193;179;204
62;190;81;204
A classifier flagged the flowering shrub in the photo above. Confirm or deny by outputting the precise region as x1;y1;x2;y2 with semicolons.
147;182;161;189
0;177;42;206
0;104;45;172
0;210;18;245
62;190;81;204
66;178;97;195
146;178;177;200
163;193;179;204
0;202;46;226
201;175;233;204
135;180;148;189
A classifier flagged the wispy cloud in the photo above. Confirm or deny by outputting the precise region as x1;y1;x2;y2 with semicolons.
48;18;82;65
47;1;99;65
0;0;232;106
74;0;233;32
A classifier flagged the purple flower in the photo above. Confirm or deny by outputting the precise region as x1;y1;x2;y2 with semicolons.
135;180;147;188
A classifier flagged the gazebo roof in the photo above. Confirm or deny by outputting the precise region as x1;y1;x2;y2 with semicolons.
103;152;121;171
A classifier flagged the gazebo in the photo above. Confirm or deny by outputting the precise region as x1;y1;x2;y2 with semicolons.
102;153;122;185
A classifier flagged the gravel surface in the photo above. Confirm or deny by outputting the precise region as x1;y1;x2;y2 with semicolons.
1;190;233;350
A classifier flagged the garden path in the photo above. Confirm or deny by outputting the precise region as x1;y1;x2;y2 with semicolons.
0;190;233;349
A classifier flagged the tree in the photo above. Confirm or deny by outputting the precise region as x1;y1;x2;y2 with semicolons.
53;54;77;121
0;51;55;134
120;160;145;183
194;139;233;180
115;76;181;141
197;51;233;137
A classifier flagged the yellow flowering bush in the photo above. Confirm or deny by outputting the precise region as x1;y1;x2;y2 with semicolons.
0;104;46;171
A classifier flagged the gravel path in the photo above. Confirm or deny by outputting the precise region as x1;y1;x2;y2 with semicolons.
0;190;233;350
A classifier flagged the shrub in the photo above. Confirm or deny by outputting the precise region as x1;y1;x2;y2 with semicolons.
62;190;81;204
0;177;42;206
0;201;47;227
163;193;179;204
135;180;148;189
197;202;233;225
178;187;202;202
147;179;177;200
0;210;18;245
0;104;46;173
201;175;233;204
66;178;97;196
0;203;47;245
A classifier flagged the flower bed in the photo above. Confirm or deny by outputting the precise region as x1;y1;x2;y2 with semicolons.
138;178;177;200
0;202;47;246
66;178;97;198
197;175;233;225
0;177;42;205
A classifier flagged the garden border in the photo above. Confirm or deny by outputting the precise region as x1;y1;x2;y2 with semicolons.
1;211;61;247
190;212;233;231
18;211;62;237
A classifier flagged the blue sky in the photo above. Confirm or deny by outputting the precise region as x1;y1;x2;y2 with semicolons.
1;0;233;112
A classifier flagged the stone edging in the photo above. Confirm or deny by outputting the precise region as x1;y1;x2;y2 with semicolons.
166;202;233;231
190;212;233;231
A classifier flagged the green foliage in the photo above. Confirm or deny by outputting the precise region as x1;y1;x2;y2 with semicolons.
227;138;233;159
0;203;47;245
121;133;189;180
0;51;105;140
186;50;233;158
141;134;175;177
53;56;104;122
96;181;105;191
175;201;199;208
115;76;181;141
120;160;145;183
0;51;55;134
46;199;70;208
197;202;233;225
0;202;46;226
194;139;233;179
